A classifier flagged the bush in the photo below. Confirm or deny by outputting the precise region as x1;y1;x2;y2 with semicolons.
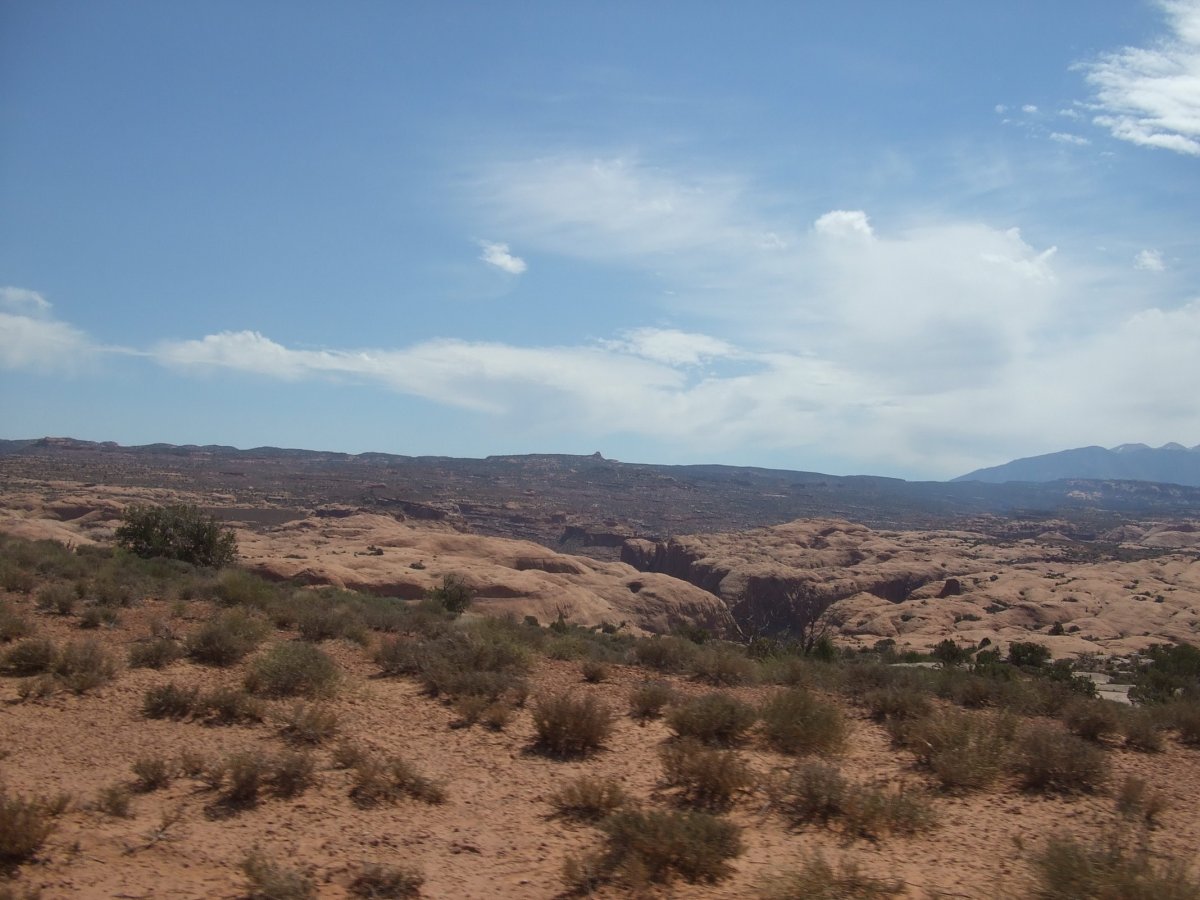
1014;725;1108;794
116;503;237;568
428;574;473;617
598;808;743;884
901;709;1014;790
132;756;173;792
630;680;675;719
581;659;610;683
35;583;76;617
659;739;753;809
0;601;33;642
185;610;267;666
691;644;758;686
1116;775;1167;828
143;682;201;719
0;789;58;866
279;702;338;745
349;863;425;899
1032;835;1200;900
531;692;614;757
760;689;847;756
350;755;446;807
129;639;183;669
862;684;931;725
1;638;57;675
769;762;931;839
667;692;757;746
758;854;904;899
202;686;266;724
269;751;316;798
632;635;700;673
241;849;316;900
212;569;279;610
1171;700;1200;745
1063;698;1122;743
1008;641;1051;668
549;775;628;821
244;642;339;698
53;639;117;693
221;753;269;808
376;630;529;703
96;784;133;819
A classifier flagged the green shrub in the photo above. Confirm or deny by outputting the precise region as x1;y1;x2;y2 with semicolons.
129;638;183;669
428;574;473;617
53;639;117;693
691;644;758;686
296;603;367;644
667;692;757;746
598;807;743;884
350;755;445;807
376;630;529;703
531;692;614;757
244;641;339;698
659;739;753;809
901;709;1015;790
116;503;237;568
632;635;700;673
212;569;279;609
769;761;847;826
1014;725;1108;794
143;682;201;719
185;610;268;666
0;789;58;866
630;680;675;719
279;702;338;745
1063;698;1122;743
862;684;931;725
758;854;904;899
349;863;425;899
760;689;847;756
241;849;316;900
1008;641;1051;668
1170;700;1200;745
1;638;57;675
1032;835;1200;900
549;775;627;822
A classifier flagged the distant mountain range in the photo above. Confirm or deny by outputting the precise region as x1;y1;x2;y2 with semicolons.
955;443;1200;487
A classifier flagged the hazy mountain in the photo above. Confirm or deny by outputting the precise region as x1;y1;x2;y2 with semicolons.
954;443;1200;487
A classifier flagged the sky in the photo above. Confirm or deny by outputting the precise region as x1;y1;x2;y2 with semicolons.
2;1;1198;480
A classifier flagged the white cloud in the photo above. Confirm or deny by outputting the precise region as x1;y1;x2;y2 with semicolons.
1050;132;1091;145
1080;0;1200;155
1058;108;1083;119
994;104;1008;114
478;240;527;274
0;286;51;313
602;328;735;366
813;210;874;240
0;286;99;372
1022;104;1039;113
1135;248;1166;270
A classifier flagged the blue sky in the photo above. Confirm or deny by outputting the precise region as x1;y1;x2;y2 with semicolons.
2;1;1198;479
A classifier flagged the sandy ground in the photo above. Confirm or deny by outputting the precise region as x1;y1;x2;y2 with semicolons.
3;588;1200;899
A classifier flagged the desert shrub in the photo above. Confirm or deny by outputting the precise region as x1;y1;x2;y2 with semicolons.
581;659;610;683
221;752;269;808
667;692;757;746
428;574;473;617
769;762;931;839
1170;700;1200;745
0;789;59;865
758;854;904;899
1131;641;1200;704
597;807;743;884
132;755;173;792
1121;708;1165;752
53;639;117;693
632;635;700;673
35;583;76;617
241;849;316;900
185;610;268;666
1032;835;1200;900
660;739;753;809
96;784;133;818
142;682;201;719
16;674;57;701
691;644;758;686
331;741;369;771
531;692;614;757
0;562;35;594
201;686;266;724
78;605;120;629
862;684;931;725
1;638;56;675
377;630;529;703
549;775;627;822
279;702;338;745
350;755;445;807
1008;641;1052;669
178;750;210;777
901;709;1015;790
296;603;367;644
1116;775;1167;828
128;638;183;669
630;680;675;719
0;601;33;642
1063;698;1122;743
770;761;847;826
270;751;316;798
244;641;339;698
1014;725;1108;793
116;503;237;568
349;863;425;899
759;689;847;756
211;569;279;609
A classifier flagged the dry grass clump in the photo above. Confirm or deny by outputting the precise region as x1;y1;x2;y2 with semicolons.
376;630;530;705
549;775;628;822
1170;700;1200;746
758;854;904;899
690;644;758;686
629;680;675;720
279;702;339;745
0;601;33;642
186;610;268;666
1062;698;1123;743
1;638;56;675
769;762;932;840
244;641;339;698
862;684;932;726
348;863;425;898
759;688;847;756
350;755;446;807
1121;709;1165;753
1014;725;1108;794
202;686;267;724
631;635;700;673
142;682;201;719
1032;835;1200;900
901;709;1015;790
52;639;118;693
1115;776;1167;828
241;849;317;900
95;784;133;818
128;638;183;669
35;583;76;617
132;755;174;792
270;751;317;798
0;789;60;866
667;692;757;746
659;739;753;809
531;692;614;758
580;659;610;683
206;750;316;809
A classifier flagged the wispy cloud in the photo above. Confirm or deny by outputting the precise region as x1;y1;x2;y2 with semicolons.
1135;248;1167;271
0;286;97;372
1079;0;1200;155
478;240;527;274
1050;132;1091;145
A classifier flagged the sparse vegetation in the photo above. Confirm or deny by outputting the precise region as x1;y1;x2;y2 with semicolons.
1116;775;1167;827
142;682;201;719
279;702;338;745
758;854;904;899
116;503;237;568
349;863;425;899
531;692;614;757
667;692;757;746
244;641;339;698
659;738;753;809
1032;835;1200;900
629;679;674;719
241;849;316;900
769;761;932;839
52;639;117;693
350;755;446;807
185;610;268;666
129;638;183;669
132;755;173;792
759;688;847;756
901;709;1015;790
1014;725;1108;794
0;789;58;866
549;775;627;821
594;807;744;884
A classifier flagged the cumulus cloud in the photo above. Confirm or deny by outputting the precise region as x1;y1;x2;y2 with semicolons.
0;286;98;372
602;328;736;366
1080;0;1200;155
1050;132;1091;145
1135;248;1166;270
478;240;527;274
813;210;874;240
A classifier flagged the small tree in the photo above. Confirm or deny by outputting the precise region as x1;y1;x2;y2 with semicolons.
730;579;835;655
116;504;237;568
1007;641;1051;669
428;574;472;618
